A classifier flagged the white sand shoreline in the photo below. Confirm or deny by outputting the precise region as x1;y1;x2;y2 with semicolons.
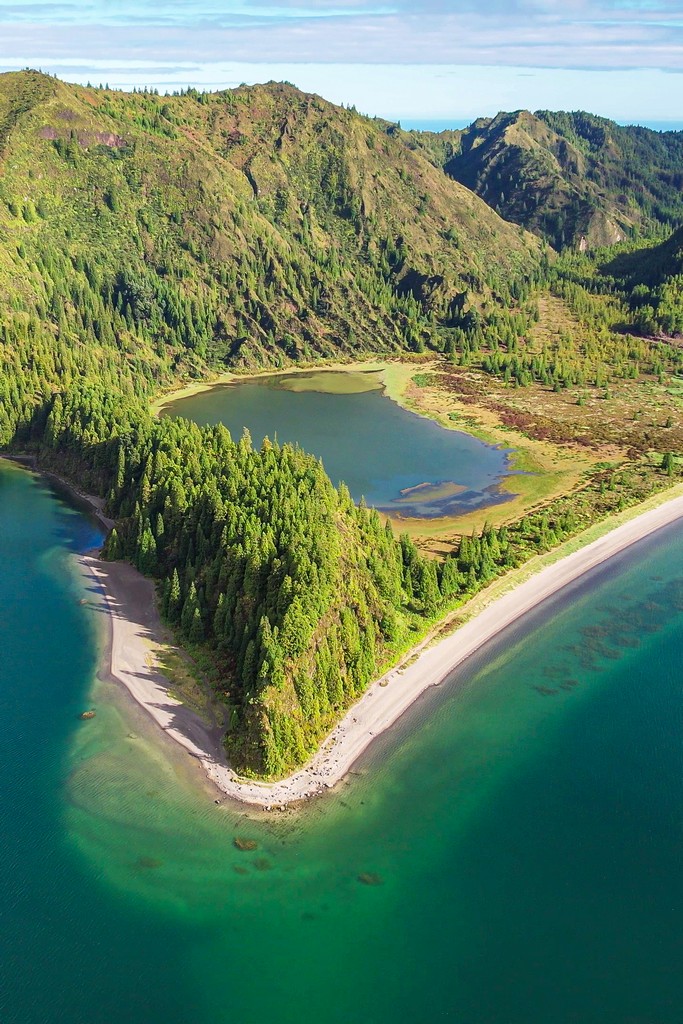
78;485;683;808
80;555;231;782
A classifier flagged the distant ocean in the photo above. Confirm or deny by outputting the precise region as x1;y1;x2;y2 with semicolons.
398;117;683;134
637;120;683;132
397;118;470;132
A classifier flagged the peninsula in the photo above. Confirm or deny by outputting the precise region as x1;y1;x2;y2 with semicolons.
82;485;683;806
0;70;681;787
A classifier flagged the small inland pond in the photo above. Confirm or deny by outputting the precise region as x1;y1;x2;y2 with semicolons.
162;369;515;518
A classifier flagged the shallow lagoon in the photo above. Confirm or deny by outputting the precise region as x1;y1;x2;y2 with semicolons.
163;370;515;518
2;459;683;1022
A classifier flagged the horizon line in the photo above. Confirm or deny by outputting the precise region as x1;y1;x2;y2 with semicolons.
3;66;683;134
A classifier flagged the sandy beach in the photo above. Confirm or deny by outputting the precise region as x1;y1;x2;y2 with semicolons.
78;485;683;808
82;556;231;776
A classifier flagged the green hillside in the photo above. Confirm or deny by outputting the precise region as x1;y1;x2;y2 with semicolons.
0;70;544;776
407;110;683;250
0;71;679;779
599;228;683;337
0;71;538;374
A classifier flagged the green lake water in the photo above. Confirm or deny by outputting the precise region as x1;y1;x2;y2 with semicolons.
163;371;515;518
2;456;683;1023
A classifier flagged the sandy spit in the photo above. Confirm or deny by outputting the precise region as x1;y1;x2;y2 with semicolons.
82;556;229;776
81;490;683;809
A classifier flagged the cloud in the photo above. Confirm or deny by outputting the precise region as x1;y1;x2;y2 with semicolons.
0;6;681;70
0;1;394;28
0;0;682;120
0;2;679;122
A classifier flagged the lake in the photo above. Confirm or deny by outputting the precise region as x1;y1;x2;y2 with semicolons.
162;370;515;519
2;457;683;1023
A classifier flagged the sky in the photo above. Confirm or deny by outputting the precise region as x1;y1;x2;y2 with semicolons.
0;0;682;124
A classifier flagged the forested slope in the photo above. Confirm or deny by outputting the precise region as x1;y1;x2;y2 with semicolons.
600;228;683;337
0;70;538;371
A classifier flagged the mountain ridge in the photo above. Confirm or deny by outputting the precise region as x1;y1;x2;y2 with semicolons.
0;70;540;374
402;108;683;250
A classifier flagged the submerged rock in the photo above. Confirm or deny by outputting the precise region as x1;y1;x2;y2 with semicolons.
357;872;383;886
136;856;162;870
233;837;258;852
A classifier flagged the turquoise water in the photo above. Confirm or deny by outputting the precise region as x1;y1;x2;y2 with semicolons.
2;457;683;1023
163;372;515;518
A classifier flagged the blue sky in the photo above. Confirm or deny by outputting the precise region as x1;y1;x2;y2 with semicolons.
0;0;682;122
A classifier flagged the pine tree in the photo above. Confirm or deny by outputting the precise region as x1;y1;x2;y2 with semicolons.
167;568;182;624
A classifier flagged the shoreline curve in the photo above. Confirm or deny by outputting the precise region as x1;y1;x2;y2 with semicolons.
78;482;683;809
